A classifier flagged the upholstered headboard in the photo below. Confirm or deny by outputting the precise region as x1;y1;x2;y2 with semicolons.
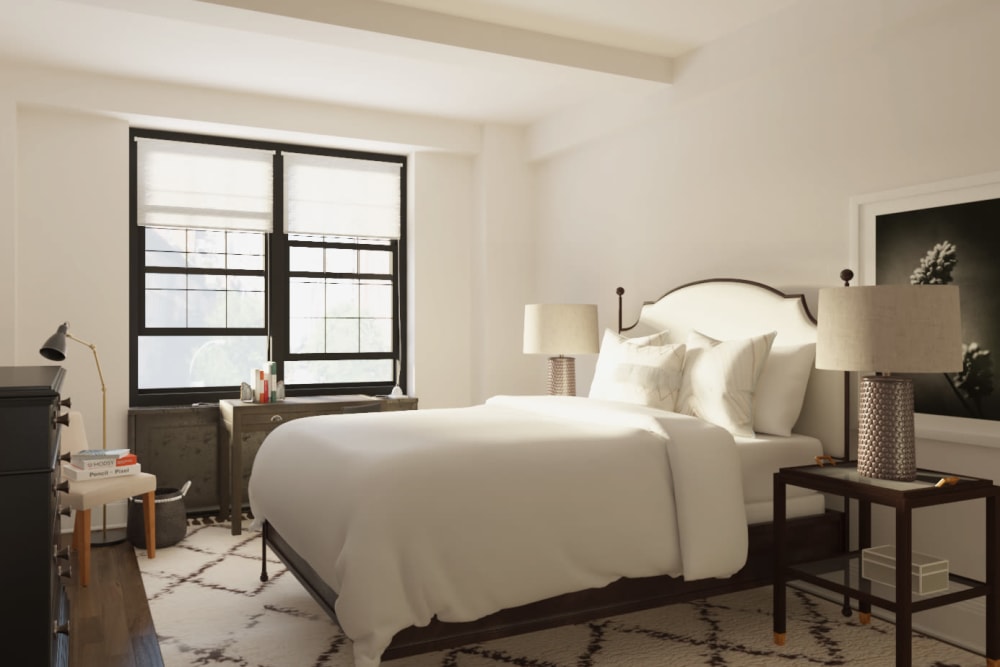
618;279;846;458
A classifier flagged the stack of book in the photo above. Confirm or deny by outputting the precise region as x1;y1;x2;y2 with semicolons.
61;448;141;481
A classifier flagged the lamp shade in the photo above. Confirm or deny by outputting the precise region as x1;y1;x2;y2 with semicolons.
523;304;599;355
816;285;962;373
40;322;70;361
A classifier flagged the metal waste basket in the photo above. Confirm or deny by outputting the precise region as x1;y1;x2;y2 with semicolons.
127;481;191;549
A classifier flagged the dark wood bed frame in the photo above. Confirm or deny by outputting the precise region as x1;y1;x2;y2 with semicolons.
261;510;844;660
258;278;850;660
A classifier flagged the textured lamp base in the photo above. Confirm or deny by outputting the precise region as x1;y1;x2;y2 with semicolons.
858;375;916;481
547;356;576;396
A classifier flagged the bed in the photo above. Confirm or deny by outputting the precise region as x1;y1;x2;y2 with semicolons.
249;278;848;667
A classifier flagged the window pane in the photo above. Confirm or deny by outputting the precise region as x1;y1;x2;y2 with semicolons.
146;290;186;327
145;250;186;268
359;249;391;274
188;229;226;253
326;318;359;353
228;231;265;270
289;278;325;318
228;253;264;271
188;290;226;327
285;359;392;385
290;246;324;272
360;282;392;318
360;318;392;352
146;227;186;252
188;274;226;291
289;317;324;353
138;335;267;388
187;229;225;268
188;251;226;269
288;233;322;243
228;289;265;328
146;273;185;289
326;247;357;273
228;231;263;255
325;281;358;318
226;275;262;292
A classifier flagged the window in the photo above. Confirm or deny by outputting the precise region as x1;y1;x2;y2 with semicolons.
129;129;407;406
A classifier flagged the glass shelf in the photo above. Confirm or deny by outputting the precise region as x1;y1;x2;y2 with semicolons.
786;553;987;613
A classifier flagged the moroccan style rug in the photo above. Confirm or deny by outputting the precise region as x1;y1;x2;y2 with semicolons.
138;519;982;666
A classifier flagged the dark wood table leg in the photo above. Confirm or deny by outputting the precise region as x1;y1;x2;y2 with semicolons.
987;493;998;667
858;498;872;624
773;474;787;646
231;432;242;535
218;421;231;524
841;494;852;617
895;505;912;667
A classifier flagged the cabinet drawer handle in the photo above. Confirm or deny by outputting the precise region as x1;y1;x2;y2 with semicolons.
58;564;72;579
53;620;70;636
270;415;284;424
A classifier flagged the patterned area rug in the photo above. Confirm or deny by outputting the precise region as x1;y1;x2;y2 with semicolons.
138;519;983;666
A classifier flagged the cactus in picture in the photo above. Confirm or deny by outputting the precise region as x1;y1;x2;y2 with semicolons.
909;240;957;285
910;240;993;417
953;342;993;418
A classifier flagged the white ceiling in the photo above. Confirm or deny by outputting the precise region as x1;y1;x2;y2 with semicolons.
0;0;798;125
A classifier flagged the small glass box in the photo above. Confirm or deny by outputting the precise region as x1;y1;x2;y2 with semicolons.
861;545;949;595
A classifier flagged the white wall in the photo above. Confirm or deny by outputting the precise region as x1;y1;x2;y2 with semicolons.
527;0;1000;653
15;107;130;448
409;150;476;408
471;125;540;399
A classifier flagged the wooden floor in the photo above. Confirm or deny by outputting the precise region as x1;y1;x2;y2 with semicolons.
64;537;164;667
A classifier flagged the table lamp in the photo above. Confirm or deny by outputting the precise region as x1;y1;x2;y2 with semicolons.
523;304;599;396
816;284;962;480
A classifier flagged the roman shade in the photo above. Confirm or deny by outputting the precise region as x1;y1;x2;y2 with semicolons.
283;153;402;239
135;137;274;232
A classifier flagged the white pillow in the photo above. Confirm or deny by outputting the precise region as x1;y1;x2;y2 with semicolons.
678;330;777;437
753;343;816;437
589;329;685;411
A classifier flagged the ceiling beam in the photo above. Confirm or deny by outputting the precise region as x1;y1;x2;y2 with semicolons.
198;0;674;83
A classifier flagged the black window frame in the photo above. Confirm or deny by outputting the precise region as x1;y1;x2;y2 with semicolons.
129;128;408;407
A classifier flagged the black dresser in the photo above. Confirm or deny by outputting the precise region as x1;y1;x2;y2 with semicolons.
0;366;70;666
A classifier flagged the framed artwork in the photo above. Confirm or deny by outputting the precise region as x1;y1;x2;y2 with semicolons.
851;171;1000;448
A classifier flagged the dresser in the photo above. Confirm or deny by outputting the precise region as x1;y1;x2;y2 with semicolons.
219;394;418;534
0;366;70;666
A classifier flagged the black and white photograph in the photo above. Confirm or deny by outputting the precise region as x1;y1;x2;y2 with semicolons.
876;197;1000;421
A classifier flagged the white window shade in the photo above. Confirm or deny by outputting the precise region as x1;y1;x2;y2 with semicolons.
136;138;274;232
284;153;402;239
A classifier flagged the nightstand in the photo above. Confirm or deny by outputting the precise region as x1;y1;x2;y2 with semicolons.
219;395;418;534
773;462;999;667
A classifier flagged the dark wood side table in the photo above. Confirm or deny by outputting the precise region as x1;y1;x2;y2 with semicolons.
219;395;418;534
773;462;999;667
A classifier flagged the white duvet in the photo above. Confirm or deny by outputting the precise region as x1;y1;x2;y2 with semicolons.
248;395;748;667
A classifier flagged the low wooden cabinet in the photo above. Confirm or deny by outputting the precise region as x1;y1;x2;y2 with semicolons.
0;366;70;667
219;395;418;534
127;404;219;514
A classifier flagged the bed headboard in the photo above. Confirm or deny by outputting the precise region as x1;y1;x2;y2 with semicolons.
618;278;846;458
